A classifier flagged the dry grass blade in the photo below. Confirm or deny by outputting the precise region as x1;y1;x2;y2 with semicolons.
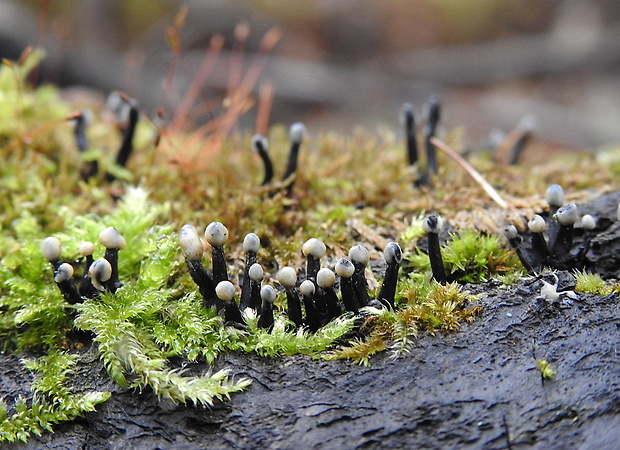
431;137;509;209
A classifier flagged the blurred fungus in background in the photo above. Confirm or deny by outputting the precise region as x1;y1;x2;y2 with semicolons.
2;0;620;155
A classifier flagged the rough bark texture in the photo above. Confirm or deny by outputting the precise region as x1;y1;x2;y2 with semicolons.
3;191;620;449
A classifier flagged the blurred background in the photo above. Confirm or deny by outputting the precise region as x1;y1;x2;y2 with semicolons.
2;0;620;151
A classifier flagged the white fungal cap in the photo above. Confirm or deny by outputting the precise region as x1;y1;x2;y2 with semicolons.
518;114;537;133
335;258;355;278
384;242;402;265
248;263;264;281
299;280;315;297
580;214;596;230
251;134;268;153
180;224;204;260
79;241;96;257
316;268;336;288
504;225;519;240
41;237;62;262
89;258;112;291
54;263;74;283
528;215;547;234
289;122;307;145
99;227;126;250
302;238;326;258
277;266;297;288
546;184;565;208
215;281;236;302
243;233;261;253
260;285;277;304
556;203;579;226
205;222;229;247
421;215;444;234
348;245;369;265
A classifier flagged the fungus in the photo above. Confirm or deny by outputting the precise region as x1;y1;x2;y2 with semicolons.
537;273;577;306
78;241;97;298
348;244;371;307
546;184;565;244
281;122;306;195
277;266;303;328
550;203;579;259
215;281;244;325
247;263;264;311
106;97;139;182
507;115;536;165
424;96;441;175
240;233;260;310
401;103;418;165
527;215;549;270
258;285;277;330
317;268;342;322
300;280;320;332
377;242;402;309
41;236;62;270
73;109;98;179
54;263;83;305
99;227;126;293
179;224;218;309
504;225;535;274
205;222;229;285
89;258;112;292
302;237;326;283
574;214;596;263
421;215;447;284
335;257;360;313
252;134;274;186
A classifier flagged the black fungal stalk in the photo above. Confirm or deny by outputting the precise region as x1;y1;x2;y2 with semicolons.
317;268;342;323
574;214;596;263
277;266;303;328
240;233;260;310
302;238;326;284
216;281;245;325
54;263;83;305
504;225;535;274
424;96;441;176
550;203;579;260
252;135;274;186
179;224;218;309
300;280;320;332
98;227;125;293
205;222;229;286
73;110;98;179
527;215;549;271
545;184;565;245
106;98;139;182
281;122;306;195
348;245;371;307
401;103;418;165
258;285;276;330
335;257;360;313
507;115;535;165
378;242;402;309
78;241;97;299
247;263;264;311
422;215;447;284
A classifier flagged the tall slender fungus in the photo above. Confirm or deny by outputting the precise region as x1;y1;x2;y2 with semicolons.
424;96;441;175
348;245;371;307
528;215;549;270
41;237;62;270
378;242;402;309
247;263;264;311
240;233;260;310
550;203;579;259
89;258;112;292
282;122;306;195
546;184;565;245
300;280;320;332
180;224;218;309
317;268;342;322
302;238;326;283
335;257;359;313
205;222;229;286
215;281;244;325
252;134;274;186
106;99;139;182
258;285;277;330
401;103;418;165
277;266;303;328
504;225;535;274
78;241;97;298
54;263;83;305
422;215;447;284
99;227;126;293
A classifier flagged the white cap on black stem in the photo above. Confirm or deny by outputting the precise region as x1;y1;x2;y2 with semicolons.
89;258;112;291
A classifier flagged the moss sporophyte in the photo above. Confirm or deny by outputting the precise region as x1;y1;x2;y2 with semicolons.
3;48;620;443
